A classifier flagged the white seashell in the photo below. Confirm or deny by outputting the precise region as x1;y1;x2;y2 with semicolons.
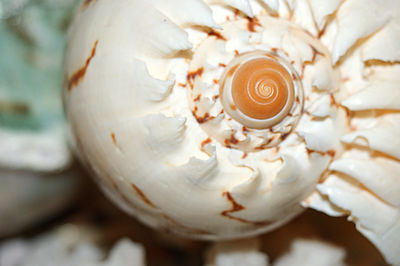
64;0;400;264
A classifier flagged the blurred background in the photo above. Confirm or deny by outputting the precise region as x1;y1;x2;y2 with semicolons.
0;1;390;265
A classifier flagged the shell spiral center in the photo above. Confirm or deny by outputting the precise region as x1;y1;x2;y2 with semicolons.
230;57;294;121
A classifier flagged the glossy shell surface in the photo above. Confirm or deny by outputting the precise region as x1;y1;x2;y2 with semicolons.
64;0;400;264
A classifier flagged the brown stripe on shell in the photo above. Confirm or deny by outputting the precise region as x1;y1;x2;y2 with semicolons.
67;40;99;91
111;133;117;145
246;17;261;32
221;192;272;226
131;184;157;209
201;138;212;149
224;134;239;148
208;30;226;40
187;68;204;86
192;106;213;124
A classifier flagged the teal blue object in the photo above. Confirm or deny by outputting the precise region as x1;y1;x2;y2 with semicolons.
0;0;78;131
0;0;82;236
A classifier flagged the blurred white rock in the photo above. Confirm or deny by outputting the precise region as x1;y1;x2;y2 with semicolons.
205;238;270;266
0;225;146;266
273;239;346;266
0;0;82;236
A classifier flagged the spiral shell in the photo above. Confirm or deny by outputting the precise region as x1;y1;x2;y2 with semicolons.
64;0;400;264
219;51;299;129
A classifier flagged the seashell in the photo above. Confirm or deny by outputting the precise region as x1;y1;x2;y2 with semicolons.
63;0;400;264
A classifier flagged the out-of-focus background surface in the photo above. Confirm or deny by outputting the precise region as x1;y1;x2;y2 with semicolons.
0;1;390;265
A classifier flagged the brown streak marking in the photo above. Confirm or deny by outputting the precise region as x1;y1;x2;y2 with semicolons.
192;110;212;124
187;67;204;89
242;152;248;159
201;138;212;149
131;184;157;208
219;63;227;68
67;40;98;91
213;79;219;85
213;95;220;101
318;151;337;184
178;83;186;87
328;93;352;127
310;45;324;63
300;46;324;81
224;134;239;147
187;68;204;81
327;150;336;157
111;133;117;145
222;192;244;214
330;93;338;106
306;148;336;158
281;132;290;141
247;17;261;32
255;135;278;150
222;192;272;226
234;50;239;56
306;148;325;156
318;23;328;39
208;30;226;40
194;95;201;102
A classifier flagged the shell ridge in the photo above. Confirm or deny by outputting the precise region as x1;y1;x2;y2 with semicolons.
317;174;400;265
331;0;391;64
330;158;400;208
362;19;400;63
151;0;219;28
341;119;400;160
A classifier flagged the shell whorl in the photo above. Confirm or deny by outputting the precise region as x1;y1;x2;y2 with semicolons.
64;1;400;263
220;51;299;129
